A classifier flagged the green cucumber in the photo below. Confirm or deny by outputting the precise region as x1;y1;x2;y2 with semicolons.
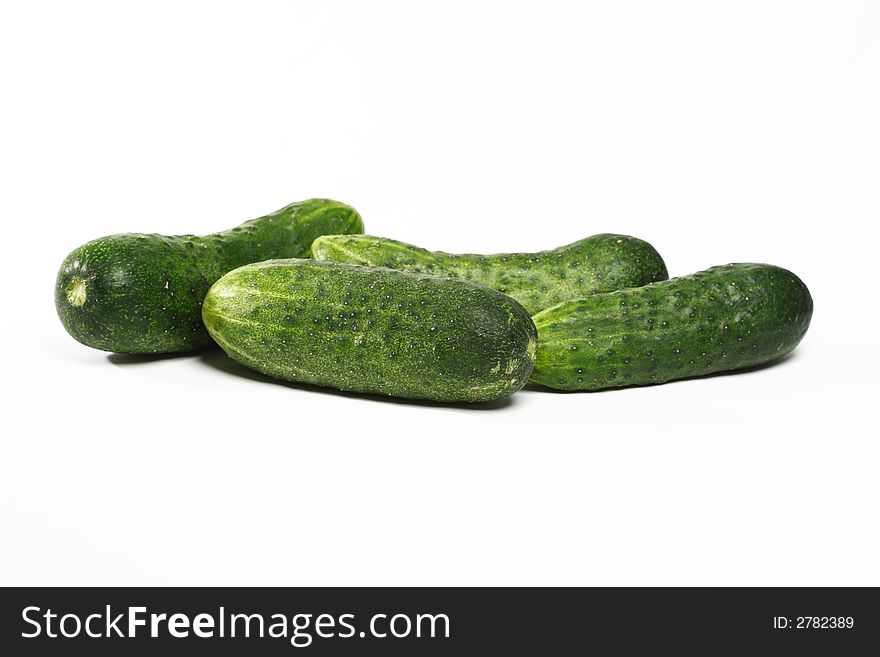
530;263;812;391
55;199;363;354
311;233;668;314
202;259;538;402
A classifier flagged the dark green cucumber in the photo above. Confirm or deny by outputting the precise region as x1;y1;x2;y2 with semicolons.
202;259;538;402
530;264;812;391
55;199;363;354
311;233;668;314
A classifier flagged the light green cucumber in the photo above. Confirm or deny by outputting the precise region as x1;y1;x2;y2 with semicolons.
311;233;668;314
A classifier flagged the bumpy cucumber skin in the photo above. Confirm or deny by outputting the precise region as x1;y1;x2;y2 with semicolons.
311;233;669;315
202;259;538;402
530;264;813;391
55;199;364;354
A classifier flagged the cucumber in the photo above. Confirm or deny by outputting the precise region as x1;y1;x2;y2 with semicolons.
202;259;538;402
311;233;668;315
530;263;812;391
55;199;363;354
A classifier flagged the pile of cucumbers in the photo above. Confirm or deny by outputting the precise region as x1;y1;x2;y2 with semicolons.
55;198;813;403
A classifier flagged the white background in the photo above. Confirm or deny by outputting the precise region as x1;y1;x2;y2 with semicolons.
1;1;878;586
